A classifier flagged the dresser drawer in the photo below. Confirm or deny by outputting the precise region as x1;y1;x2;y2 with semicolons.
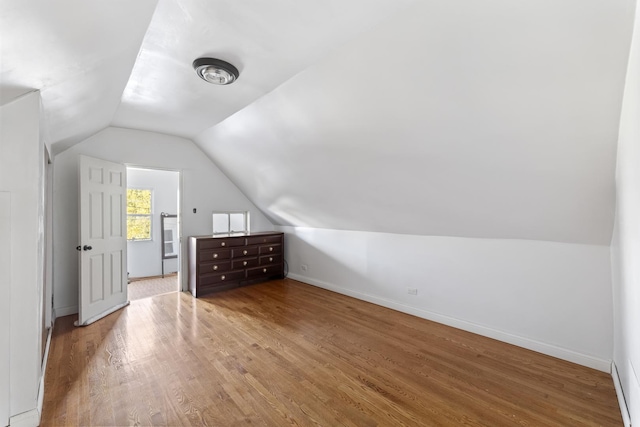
259;243;281;255
231;246;258;258
200;261;231;273
199;238;245;249
247;235;282;245
232;258;258;269
199;249;231;261
246;265;282;279
199;270;245;286
259;254;282;266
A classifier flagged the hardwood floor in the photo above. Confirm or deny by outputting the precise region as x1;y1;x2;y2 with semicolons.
42;279;622;426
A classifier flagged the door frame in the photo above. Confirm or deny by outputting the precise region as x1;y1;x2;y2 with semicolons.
0;192;11;426
125;164;183;292
43;147;53;354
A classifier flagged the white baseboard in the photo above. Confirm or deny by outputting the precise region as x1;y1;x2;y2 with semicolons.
612;361;632;427
9;319;54;427
629;360;639;426
54;305;77;318
9;409;39;427
288;273;612;372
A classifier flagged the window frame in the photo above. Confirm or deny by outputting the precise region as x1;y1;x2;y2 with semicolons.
212;211;250;235
127;187;154;241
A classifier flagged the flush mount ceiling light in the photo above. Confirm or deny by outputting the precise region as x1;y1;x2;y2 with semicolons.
193;57;239;85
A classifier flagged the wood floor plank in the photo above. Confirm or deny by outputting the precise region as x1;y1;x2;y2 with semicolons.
41;279;622;426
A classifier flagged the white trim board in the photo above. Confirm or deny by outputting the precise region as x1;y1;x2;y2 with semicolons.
0;192;11;427
629;360;640;426
53;305;78;319
11;316;54;427
36;325;53;423
9;409;39;427
612;361;632;427
287;273;612;372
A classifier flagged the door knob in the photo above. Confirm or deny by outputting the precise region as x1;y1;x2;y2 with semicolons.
83;245;92;251
76;246;81;251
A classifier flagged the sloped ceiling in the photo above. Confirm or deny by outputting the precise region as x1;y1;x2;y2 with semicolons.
194;0;636;245
1;0;636;244
0;0;159;153
0;0;413;151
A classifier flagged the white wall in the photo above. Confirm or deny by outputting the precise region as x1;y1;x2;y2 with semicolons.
127;168;179;278
0;91;45;424
282;226;613;371
52;127;274;316
611;1;640;424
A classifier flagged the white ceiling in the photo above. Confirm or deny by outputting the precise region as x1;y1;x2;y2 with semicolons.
111;0;415;138
1;0;636;244
1;0;414;150
0;0;159;153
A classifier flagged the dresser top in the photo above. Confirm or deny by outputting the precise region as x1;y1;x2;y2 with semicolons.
189;231;283;240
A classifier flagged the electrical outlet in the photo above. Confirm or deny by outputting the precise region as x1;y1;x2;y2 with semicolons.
408;288;418;295
301;264;308;272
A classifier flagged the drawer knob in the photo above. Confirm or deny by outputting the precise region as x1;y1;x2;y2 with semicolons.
243;261;247;266
213;265;218;271
269;247;273;252
213;253;218;259
243;250;248;255
221;275;226;280
269;257;273;262
263;268;267;273
221;242;226;247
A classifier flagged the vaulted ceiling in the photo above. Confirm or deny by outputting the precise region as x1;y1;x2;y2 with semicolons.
1;0;636;244
0;0;412;152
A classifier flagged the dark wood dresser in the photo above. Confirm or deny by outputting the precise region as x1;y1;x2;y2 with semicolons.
188;231;284;297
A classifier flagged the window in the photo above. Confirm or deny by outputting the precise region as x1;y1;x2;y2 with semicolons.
161;214;178;258
127;188;152;240
212;211;250;234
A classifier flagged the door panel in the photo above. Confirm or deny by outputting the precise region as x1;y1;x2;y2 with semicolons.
77;155;128;326
111;251;123;293
110;194;123;237
89;192;104;239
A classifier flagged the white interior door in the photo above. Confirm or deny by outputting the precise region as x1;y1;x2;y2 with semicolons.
77;155;128;326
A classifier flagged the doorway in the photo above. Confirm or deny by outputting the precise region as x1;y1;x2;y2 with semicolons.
126;167;181;301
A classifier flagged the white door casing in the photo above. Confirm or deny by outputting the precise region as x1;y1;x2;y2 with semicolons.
77;155;128;326
0;192;11;426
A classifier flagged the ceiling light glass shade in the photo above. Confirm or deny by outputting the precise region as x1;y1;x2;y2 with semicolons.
193;58;239;85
